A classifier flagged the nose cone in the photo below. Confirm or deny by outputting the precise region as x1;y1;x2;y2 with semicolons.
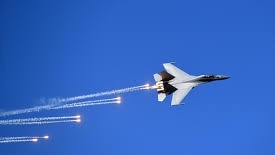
220;75;230;80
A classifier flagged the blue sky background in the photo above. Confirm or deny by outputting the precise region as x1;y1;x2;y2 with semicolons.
0;0;274;154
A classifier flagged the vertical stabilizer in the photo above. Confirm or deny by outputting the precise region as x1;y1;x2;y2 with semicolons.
153;73;162;82
154;73;166;102
161;71;175;81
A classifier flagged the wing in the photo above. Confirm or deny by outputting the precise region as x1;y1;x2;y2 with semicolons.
163;63;192;81
171;83;194;106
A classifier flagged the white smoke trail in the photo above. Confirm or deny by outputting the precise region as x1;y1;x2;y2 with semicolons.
0;135;48;143
0;137;31;140
2;119;79;125
51;97;120;110
0;115;80;125
58;84;147;103
0;103;58;117
0;84;146;117
0;136;48;141
52;101;117;110
0;139;37;143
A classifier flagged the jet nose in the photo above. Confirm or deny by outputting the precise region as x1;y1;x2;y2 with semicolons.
221;76;230;80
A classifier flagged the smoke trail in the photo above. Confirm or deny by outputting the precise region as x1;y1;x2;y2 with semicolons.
0;98;115;117
58;84;147;103
0;98;118;119
2;119;79;125
52;101;117;110
0;101;60;117
0;135;48;143
0;139;37;143
0;136;48;141
0;137;31;140
0;115;80;125
0;84;146;117
51;97;120;110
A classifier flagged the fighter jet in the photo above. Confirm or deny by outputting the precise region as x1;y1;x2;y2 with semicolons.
152;63;229;106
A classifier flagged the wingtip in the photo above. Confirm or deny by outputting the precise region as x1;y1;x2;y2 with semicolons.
171;102;185;106
163;62;176;65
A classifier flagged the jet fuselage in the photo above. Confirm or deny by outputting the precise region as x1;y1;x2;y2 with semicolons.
159;74;229;95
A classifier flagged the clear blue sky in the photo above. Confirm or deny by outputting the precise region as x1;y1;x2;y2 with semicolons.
0;0;274;154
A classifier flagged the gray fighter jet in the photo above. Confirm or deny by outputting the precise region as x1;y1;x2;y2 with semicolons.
152;63;229;106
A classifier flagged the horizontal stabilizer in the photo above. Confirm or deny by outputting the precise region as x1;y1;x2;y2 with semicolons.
158;93;166;102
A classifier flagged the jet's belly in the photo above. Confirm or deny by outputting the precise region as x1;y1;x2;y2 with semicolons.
155;81;177;94
168;78;197;85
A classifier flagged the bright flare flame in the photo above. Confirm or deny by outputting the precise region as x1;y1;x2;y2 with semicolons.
116;96;121;104
43;136;49;139
75;119;81;123
75;115;81;119
32;138;38;142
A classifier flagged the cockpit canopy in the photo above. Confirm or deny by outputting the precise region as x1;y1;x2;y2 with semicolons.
204;75;216;78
